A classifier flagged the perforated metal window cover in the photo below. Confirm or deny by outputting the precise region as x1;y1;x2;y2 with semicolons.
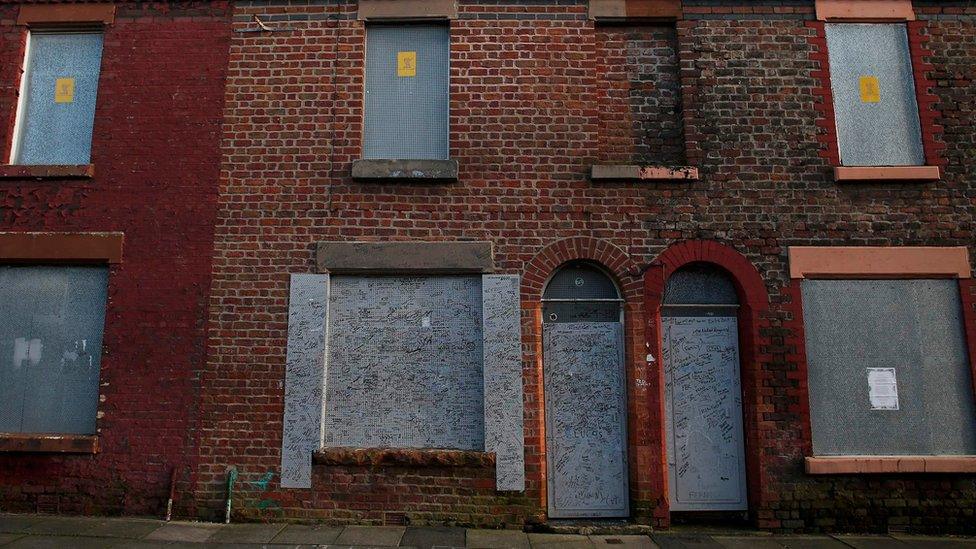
543;263;621;301
664;263;739;306
12;32;103;166
364;24;449;160
802;279;976;456
323;276;484;449
543;263;622;324
0;266;108;435
825;23;924;167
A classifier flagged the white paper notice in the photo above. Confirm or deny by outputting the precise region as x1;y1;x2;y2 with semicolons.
867;368;899;411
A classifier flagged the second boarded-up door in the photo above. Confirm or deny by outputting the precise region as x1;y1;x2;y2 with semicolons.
661;264;747;512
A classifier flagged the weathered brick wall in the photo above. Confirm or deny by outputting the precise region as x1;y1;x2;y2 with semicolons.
0;1;231;517
596;25;685;166
198;0;976;533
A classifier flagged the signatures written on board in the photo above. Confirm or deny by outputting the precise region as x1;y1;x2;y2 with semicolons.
544;323;627;512
663;315;745;504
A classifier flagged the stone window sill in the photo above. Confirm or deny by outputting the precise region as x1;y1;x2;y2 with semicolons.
351;159;458;181
314;447;495;468
833;166;940;182
805;455;976;474
590;164;699;181
0;164;95;180
0;433;99;453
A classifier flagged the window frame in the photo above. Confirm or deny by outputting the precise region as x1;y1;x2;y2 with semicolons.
812;0;943;182
0;264;111;437
362;22;451;161
8;27;105;167
0;232;122;454
787;246;976;474
824;22;924;169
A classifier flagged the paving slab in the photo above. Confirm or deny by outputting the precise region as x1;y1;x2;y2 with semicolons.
271;523;344;545
82;519;163;539
650;534;724;549
589;535;657;548
400;527;466;548
4;535;120;548
207;522;285;543
334;525;405;547
23;517;101;536
109;542;180;549
144;522;222;543
0;517;42;535
889;536;976;548
832;535;908;549
0;533;26;545
713;536;784;549
775;536;849;549
467;529;531;549
529;533;595;548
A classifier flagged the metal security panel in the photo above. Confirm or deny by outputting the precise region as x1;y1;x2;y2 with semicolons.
0;266;108;435
364;25;449;160
662;314;747;511
14;32;104;165
802;279;976;455
544;323;628;518
324;276;484;449
825;24;924;166
482;275;526;491
281;274;329;489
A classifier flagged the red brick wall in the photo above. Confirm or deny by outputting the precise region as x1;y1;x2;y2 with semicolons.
596;24;685;166
0;1;231;516
196;0;976;534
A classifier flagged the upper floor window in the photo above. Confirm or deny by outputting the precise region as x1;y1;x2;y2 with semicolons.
363;24;449;160
10;31;104;166
825;23;924;167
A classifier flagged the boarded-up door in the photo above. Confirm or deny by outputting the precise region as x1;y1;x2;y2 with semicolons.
662;312;747;511
543;322;628;518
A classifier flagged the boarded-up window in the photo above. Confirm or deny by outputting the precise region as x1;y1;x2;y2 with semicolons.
364;25;449;160
825;24;924;166
324;276;484;449
0;266;109;435
802;279;976;455
12;32;104;165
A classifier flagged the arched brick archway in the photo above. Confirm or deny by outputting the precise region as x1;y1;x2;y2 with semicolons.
644;240;772;528
521;238;656;523
522;236;642;301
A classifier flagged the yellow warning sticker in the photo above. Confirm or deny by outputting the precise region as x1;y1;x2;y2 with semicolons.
55;78;75;103
397;51;417;77
859;75;880;103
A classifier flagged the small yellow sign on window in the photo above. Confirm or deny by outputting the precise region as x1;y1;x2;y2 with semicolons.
397;51;417;77
859;75;880;103
55;78;75;103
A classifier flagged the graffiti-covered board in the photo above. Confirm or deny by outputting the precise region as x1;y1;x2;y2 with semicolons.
543;323;628;518
324;276;485;450
663;315;747;511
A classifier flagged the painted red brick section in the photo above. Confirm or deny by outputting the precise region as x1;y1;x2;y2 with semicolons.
0;2;231;516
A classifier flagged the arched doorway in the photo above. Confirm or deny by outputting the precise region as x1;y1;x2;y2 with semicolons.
662;263;747;512
542;262;629;518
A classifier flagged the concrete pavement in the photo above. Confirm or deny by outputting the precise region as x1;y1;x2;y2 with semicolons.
1;515;974;548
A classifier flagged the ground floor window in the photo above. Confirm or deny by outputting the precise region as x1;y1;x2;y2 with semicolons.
0;265;108;435
802;279;976;455
281;257;525;490
324;275;485;449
